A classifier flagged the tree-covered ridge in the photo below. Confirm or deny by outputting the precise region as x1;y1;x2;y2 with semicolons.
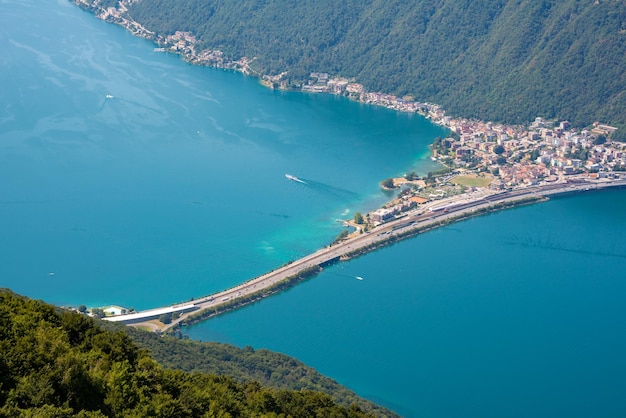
0;289;379;417
117;0;625;131
106;324;398;417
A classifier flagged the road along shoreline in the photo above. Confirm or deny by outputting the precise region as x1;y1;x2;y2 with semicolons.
103;178;626;333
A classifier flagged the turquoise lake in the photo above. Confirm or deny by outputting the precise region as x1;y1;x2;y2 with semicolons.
188;190;626;417
0;0;443;309
2;1;626;417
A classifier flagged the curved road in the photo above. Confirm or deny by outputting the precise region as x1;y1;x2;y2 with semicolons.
105;177;626;332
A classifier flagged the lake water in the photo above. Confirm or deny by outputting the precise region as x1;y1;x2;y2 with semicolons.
2;1;626;417
188;190;626;418
0;0;443;309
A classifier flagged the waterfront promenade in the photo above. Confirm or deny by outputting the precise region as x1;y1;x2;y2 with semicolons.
103;177;626;332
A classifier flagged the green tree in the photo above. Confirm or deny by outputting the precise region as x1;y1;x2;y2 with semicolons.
353;212;364;224
530;149;540;161
0;289;383;418
159;313;172;324
398;188;412;197
381;178;395;189
333;229;349;244
594;135;607;145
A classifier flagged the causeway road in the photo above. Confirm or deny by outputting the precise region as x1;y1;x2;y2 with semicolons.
108;177;626;332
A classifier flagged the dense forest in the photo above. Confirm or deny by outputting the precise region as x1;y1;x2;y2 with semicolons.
105;323;396;417
0;289;392;417
86;0;626;135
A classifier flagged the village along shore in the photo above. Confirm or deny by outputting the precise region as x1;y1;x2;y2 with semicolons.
72;1;625;330
74;0;625;190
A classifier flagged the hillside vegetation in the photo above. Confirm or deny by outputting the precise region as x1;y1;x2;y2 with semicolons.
106;324;397;417
0;289;387;417
119;0;626;133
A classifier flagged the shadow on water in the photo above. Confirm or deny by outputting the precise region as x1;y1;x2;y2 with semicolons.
254;210;290;219
503;234;626;260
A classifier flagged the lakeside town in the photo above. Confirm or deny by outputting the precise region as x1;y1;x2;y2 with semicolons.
74;1;626;323
297;73;625;229
122;24;626;196
80;0;625;232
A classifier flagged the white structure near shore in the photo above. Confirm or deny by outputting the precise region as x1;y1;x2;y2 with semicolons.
104;304;198;324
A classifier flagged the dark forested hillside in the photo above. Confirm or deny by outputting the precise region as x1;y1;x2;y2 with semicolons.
104;323;397;417
117;0;626;130
0;289;386;417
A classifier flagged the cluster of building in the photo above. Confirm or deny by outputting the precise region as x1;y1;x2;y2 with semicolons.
370;196;429;223
159;31;257;72
433;116;624;189
303;73;625;225
302;73;440;114
87;3;255;73
87;1;155;39
76;2;626;195
303;72;624;190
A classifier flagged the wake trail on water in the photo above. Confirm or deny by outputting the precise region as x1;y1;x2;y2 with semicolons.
100;94;163;114
333;271;365;281
293;178;361;202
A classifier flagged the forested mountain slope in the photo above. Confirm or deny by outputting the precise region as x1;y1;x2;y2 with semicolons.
103;323;397;417
0;289;389;417
118;0;626;131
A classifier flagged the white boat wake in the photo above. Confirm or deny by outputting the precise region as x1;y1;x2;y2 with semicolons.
285;174;307;184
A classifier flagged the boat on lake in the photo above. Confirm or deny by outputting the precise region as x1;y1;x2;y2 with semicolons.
285;174;306;184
